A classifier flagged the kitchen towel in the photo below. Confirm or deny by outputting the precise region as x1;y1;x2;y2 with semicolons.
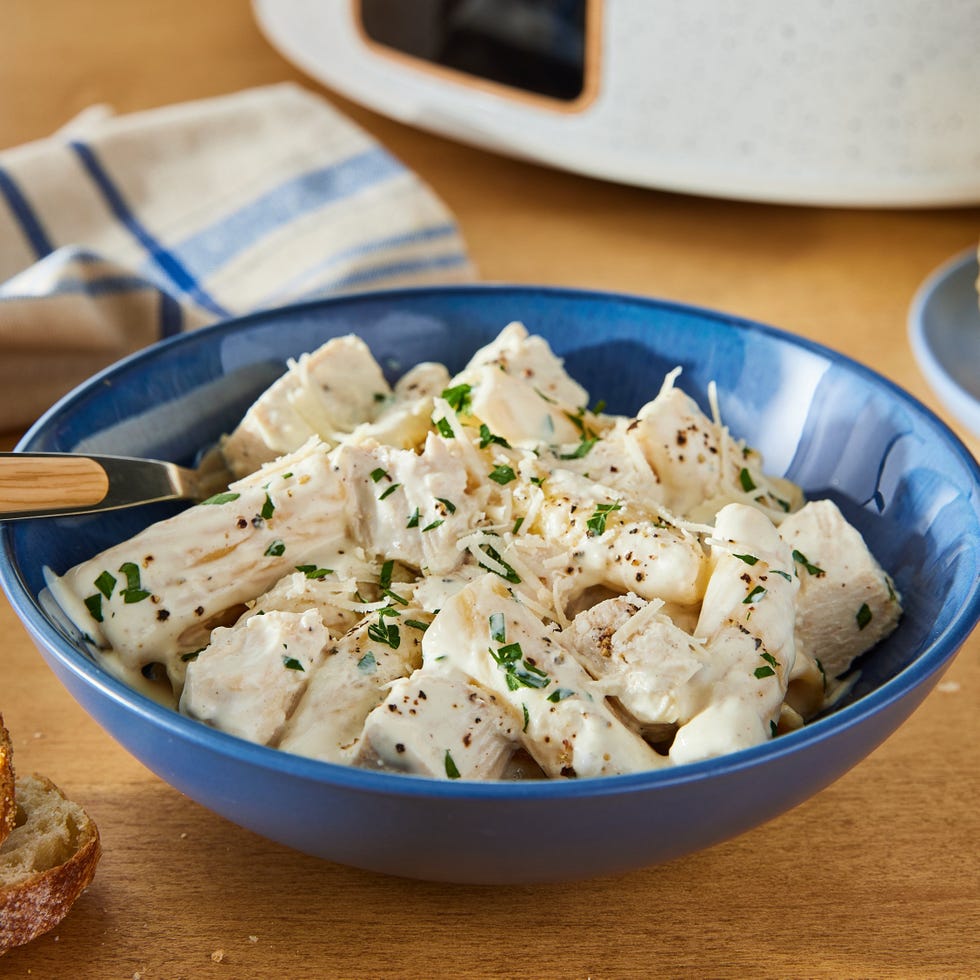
0;83;476;431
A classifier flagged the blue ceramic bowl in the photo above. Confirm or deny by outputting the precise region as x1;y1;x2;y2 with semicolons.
3;286;979;884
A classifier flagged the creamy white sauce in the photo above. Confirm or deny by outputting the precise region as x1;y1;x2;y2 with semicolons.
50;323;902;779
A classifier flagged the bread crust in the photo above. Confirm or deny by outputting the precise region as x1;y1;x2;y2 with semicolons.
0;774;102;954
0;716;14;847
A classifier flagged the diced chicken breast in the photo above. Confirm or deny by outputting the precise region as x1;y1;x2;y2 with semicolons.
179;609;327;745
566;594;710;737
221;335;392;477
779;499;901;679
628;380;801;521
46;439;347;680
334;435;485;575
462;321;589;409
423;573;667;778
348;362;451;451
354;671;516;779
531;469;708;607
277;613;425;763
669;504;798;765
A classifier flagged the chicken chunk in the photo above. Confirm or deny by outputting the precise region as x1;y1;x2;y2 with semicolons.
779;499;901;678
179;608;327;746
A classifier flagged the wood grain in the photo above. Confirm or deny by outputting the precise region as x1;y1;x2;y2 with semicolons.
1;2;978;977
0;455;109;511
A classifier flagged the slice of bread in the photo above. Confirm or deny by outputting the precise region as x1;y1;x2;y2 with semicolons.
0;717;14;847
0;773;101;954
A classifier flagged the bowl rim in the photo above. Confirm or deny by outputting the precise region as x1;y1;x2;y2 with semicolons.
3;281;980;801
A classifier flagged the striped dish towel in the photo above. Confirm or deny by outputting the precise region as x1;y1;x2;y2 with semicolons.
0;84;475;431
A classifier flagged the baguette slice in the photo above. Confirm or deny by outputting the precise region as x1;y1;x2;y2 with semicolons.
0;717;14;847
0;774;101;954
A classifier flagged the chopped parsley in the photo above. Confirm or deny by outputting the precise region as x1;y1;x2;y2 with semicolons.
478;424;511;449
357;651;377;673
368;620;401;650
422;519;444;532
585;501;622;536
370;467;388;483
94;570;116;599
477;543;521;584
118;562;150;604
404;619;429;633
435;497;457;514
733;553;759;566
378;482;401;501
260;492;276;521
488;464;517;485
743;585;767;605
489;612;506;644
283;656;305;671
201;491;240;506
754;664;776;679
792;549;825;577
295;564;332;579
264;539;285;557
489;641;550;691
434;417;455;439
856;603;872;631
739;468;757;492
444;750;461;779
547;688;574;703
770;720;778;737
512;516;524;534
771;569;793;582
83;593;103;623
379;560;394;591
558;436;598;460
406;508;421;528
441;383;472;414
522;703;530;733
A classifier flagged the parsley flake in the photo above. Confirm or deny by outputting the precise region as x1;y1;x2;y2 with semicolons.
378;482;401;501
743;585;767;604
295;564;332;579
444;750;461;779
856;603;872;630
739;468;757;492
283;656;305;671
201;491;240;506
260;492;275;520
264;539;285;557
547;688;574;703
434;417;455;439
441;383;472;414
357;652;377;673
406;508;421;528
422;519;444;532
586;501;622;536
370;467;388;483
84;594;103;623
368;620;401;649
488;464;517;485
477;543;521;583
435;497;457;514
733;553;759;566
94;571;116;599
792;549;825;577
478;424;511;449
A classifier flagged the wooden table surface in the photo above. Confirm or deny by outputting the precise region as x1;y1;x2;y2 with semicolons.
2;3;978;978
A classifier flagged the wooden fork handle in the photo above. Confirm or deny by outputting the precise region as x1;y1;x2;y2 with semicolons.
0;454;109;513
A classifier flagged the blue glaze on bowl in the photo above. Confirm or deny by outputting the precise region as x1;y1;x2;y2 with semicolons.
2;285;979;883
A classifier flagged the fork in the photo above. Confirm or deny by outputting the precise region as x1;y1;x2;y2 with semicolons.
0;451;232;521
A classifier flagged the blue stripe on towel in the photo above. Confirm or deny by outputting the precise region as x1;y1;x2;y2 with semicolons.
260;223;460;305
0;166;54;259
166;147;404;281
311;252;471;295
1;274;153;301
69;140;230;318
